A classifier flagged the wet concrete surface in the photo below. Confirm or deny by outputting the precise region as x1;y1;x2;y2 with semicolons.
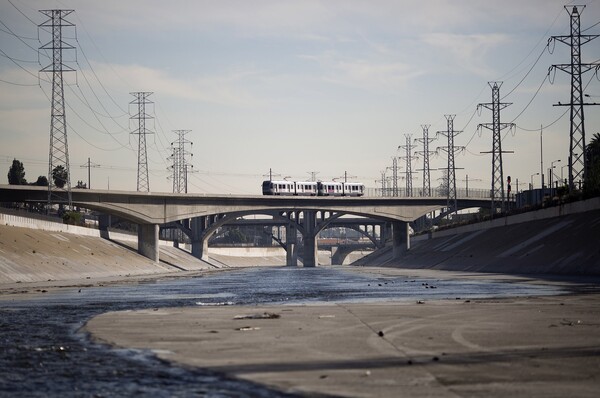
0;266;569;397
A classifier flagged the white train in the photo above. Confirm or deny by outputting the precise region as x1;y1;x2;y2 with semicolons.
262;180;365;196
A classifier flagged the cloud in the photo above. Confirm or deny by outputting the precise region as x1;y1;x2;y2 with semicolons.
300;51;424;91
89;62;265;108
421;33;511;76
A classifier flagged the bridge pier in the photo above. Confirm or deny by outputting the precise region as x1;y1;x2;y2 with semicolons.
331;246;347;266
286;222;298;266
190;216;209;262
138;223;159;263
392;221;410;259
302;210;318;267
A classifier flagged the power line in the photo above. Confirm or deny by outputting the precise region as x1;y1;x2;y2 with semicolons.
501;42;550;100
8;0;38;26
75;36;130;115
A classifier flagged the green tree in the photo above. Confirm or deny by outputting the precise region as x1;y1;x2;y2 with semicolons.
31;176;49;186
52;165;68;188
7;158;26;185
585;132;600;195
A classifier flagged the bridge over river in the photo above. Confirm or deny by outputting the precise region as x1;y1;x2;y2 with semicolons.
0;185;497;267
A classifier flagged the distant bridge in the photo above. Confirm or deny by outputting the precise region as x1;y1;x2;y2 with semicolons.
0;185;498;267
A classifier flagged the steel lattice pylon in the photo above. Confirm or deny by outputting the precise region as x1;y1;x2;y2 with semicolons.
551;6;599;192
168;130;193;193
415;124;435;197
399;134;415;197
437;115;462;215
39;10;76;211
478;82;513;213
130;92;154;192
389;157;399;197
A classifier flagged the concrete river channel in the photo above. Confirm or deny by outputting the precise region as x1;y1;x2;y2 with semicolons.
0;266;563;397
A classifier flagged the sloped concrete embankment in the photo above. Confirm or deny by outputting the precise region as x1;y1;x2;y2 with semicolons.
357;198;600;275
0;213;215;285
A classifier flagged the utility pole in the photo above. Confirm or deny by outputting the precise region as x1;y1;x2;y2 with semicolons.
80;157;100;189
460;175;481;198
307;171;319;182
264;168;281;181
168;130;193;193
39;9;76;211
130;92;154;192
415;124;435;196
398;134;416;197
437;115;463;216
550;5;600;192
478;82;514;214
540;125;545;190
340;171;356;183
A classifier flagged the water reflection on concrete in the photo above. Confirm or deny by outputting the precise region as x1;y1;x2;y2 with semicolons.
0;266;563;397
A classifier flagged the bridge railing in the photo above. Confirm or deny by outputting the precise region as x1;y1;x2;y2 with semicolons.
364;187;495;199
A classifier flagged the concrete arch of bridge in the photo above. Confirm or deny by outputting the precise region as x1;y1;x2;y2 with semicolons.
177;210;390;267
321;224;380;248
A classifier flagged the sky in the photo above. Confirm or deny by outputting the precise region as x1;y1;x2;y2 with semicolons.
1;0;599;195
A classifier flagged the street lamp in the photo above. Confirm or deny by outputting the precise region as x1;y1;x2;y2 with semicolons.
550;159;561;196
561;165;568;185
530;172;539;190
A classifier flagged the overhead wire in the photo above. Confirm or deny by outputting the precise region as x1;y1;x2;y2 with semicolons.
75;36;129;115
497;6;564;84
0;19;41;53
7;0;38;26
38;84;130;152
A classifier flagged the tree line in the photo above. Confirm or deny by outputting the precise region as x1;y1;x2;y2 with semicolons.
6;159;87;188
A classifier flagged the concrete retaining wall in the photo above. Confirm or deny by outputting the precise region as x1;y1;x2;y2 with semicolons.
0;212;174;246
414;197;600;242
208;246;287;257
384;197;600;275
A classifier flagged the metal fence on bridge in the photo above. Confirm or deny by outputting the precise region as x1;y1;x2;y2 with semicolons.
364;187;493;199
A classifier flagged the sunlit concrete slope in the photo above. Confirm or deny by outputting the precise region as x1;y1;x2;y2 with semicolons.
357;198;600;275
0;223;214;284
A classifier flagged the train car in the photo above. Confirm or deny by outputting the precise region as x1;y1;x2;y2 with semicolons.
342;182;365;196
263;180;365;197
262;180;295;196
317;181;344;196
295;181;318;196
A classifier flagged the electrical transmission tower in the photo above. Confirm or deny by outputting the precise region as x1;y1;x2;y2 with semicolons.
550;5;599;192
437;115;463;215
399;134;416;197
478;82;514;213
130;92;154;192
375;170;387;196
39;10;76;211
415;124;435;196
168;130;193;193
387;157;400;197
